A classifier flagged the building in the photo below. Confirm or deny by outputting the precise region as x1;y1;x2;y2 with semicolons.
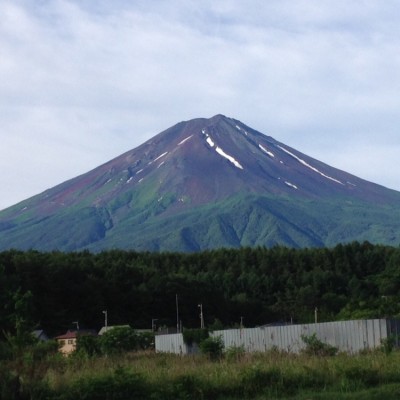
55;329;97;355
55;330;78;355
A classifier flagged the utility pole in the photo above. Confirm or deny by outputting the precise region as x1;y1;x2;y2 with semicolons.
198;304;204;329
176;294;180;333
314;307;318;324
102;310;108;332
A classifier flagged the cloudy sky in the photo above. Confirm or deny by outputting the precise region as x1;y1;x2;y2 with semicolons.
1;0;399;210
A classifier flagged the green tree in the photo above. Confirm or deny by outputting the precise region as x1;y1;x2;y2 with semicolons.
5;289;37;356
99;327;138;355
76;335;101;357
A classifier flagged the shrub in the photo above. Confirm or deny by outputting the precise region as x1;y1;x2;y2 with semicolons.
301;333;338;357
99;327;138;355
182;329;209;346
136;332;155;350
31;339;59;361
199;336;224;360
380;335;396;355
225;345;246;362
76;335;101;357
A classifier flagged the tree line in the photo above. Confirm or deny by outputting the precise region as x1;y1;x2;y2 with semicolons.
1;241;400;338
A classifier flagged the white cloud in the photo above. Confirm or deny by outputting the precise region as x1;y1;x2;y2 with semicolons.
0;0;400;209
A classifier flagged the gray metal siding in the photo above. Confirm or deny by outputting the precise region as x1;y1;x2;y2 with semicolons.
155;333;187;354
155;319;397;355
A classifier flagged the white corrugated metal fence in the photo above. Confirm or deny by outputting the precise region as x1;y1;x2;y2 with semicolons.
155;319;400;355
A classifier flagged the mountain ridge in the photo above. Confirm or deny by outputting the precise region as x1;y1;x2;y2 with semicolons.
0;114;399;252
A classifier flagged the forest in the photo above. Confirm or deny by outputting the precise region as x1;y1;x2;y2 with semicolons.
1;241;400;339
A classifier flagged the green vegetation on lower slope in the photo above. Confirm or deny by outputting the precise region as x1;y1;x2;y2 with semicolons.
90;192;400;252
1;189;400;252
0;207;108;251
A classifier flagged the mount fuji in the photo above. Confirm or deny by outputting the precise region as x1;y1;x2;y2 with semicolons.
1;114;399;252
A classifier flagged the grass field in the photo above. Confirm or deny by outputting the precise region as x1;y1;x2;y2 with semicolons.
5;347;399;399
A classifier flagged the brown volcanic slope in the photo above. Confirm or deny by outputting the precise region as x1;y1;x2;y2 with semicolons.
0;114;400;252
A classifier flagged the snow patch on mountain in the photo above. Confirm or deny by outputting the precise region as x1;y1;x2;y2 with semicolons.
202;128;243;169
235;124;248;136
215;147;243;169
178;135;193;145
278;145;344;185
259;144;275;158
154;152;168;162
206;137;215;147
285;181;298;189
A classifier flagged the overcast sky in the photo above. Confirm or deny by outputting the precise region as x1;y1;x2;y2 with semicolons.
1;0;399;210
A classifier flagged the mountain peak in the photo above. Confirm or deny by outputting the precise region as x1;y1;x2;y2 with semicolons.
1;115;400;252
209;113;228;121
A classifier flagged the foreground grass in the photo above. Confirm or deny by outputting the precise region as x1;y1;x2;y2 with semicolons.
5;349;400;399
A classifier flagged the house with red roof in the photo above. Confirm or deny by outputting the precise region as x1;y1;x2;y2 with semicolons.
55;330;79;355
55;329;97;355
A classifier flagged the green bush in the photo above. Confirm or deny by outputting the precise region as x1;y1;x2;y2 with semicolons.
301;333;338;357
99;327;138;355
31;339;59;361
380;335;396;355
182;329;209;346
199;336;224;360
225;344;246;362
76;335;101;357
136;332;155;350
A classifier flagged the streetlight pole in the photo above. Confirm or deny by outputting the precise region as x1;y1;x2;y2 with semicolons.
198;304;204;329
73;321;79;331
102;310;108;332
